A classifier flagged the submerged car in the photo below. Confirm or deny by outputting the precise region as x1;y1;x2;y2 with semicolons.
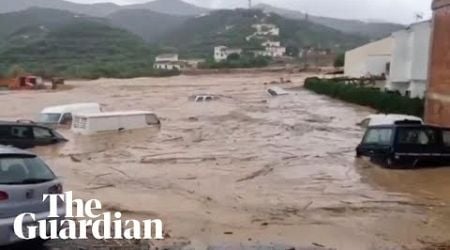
0;146;65;246
0;121;67;149
358;114;423;128
71;111;160;135
356;123;450;168
39;103;102;127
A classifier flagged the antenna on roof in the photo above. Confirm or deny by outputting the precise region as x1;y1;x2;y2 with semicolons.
248;0;252;9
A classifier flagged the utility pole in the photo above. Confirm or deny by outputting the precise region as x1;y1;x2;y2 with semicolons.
248;0;252;9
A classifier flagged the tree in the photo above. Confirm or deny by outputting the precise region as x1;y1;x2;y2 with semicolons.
334;53;345;68
7;65;26;78
227;53;241;61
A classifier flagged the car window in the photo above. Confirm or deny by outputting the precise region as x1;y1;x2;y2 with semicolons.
33;127;53;139
0;157;55;184
61;113;73;125
39;113;62;124
0;126;11;138
11;126;33;139
442;130;450;147
397;128;438;145
145;114;159;125
363;128;393;145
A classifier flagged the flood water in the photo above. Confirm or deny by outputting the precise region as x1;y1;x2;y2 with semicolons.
1;73;450;250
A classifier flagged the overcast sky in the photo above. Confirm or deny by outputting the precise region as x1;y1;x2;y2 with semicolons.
67;0;433;24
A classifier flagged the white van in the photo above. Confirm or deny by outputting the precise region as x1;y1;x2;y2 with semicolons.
39;103;101;126
71;111;160;135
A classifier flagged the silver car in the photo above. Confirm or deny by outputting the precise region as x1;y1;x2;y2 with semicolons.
0;146;65;246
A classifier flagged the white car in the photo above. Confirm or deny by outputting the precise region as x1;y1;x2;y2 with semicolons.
39;103;102;126
72;111;160;135
358;114;423;127
0;146;65;246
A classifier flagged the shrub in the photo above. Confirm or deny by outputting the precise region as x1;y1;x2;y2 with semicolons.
334;53;345;68
304;77;424;117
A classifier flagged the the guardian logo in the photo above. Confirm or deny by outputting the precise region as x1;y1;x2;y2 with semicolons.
13;192;164;240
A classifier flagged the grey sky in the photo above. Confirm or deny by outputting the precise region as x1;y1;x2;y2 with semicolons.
67;0;433;24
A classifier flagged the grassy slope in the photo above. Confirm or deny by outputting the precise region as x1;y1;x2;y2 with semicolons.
0;20;159;78
161;9;368;58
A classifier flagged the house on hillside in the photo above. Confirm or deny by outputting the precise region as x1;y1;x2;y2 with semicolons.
214;46;243;62
344;37;394;78
154;53;183;70
252;24;280;36
386;21;431;98
155;54;179;63
253;41;286;58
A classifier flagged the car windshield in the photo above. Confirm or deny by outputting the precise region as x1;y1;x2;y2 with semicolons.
39;113;61;124
0;156;56;185
363;128;393;146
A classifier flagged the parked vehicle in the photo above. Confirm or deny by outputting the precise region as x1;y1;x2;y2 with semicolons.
356;123;450;168
0;146;65;246
72;111;160;135
0;121;67;149
267;87;288;96
193;95;218;102
358;114;423;127
38;103;102;126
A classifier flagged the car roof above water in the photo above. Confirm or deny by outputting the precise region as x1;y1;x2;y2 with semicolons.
367;124;450;130
0;120;51;128
41;103;100;114
0;145;35;156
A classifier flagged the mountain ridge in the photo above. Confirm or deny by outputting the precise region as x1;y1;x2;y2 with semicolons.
254;3;404;39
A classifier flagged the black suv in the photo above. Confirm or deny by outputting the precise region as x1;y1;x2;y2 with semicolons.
0;121;67;149
356;123;450;168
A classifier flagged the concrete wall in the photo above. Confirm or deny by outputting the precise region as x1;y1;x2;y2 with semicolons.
386;21;431;98
344;37;393;77
425;0;450;126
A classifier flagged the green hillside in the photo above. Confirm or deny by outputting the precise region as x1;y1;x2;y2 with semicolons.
161;9;368;58
0;19;160;78
107;9;188;43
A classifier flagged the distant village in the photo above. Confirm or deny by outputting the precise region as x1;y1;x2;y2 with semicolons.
153;19;333;72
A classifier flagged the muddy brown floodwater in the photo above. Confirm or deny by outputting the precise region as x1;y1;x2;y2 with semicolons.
1;73;450;250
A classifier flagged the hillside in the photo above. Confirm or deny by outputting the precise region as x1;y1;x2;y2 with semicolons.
124;0;208;16
107;9;189;43
255;3;404;39
161;9;368;58
1;0;209;17
1;0;120;17
0;8;105;37
0;19;157;78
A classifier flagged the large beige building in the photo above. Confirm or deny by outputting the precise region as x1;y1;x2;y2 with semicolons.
344;37;394;78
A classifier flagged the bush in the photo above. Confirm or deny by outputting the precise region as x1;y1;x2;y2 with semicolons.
304;77;424;117
334;53;345;68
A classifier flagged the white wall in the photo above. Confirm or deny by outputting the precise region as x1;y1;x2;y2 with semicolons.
387;21;431;98
344;37;393;77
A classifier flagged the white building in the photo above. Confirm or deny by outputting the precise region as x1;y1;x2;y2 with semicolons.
214;46;243;62
344;37;394;78
253;40;285;58
262;41;281;47
153;62;183;71
154;53;182;71
252;24;280;36
155;54;178;63
386;21;431;98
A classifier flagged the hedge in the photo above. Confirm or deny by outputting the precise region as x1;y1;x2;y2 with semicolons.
304;77;424;117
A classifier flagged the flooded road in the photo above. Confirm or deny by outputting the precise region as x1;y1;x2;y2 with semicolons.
1;73;450;249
